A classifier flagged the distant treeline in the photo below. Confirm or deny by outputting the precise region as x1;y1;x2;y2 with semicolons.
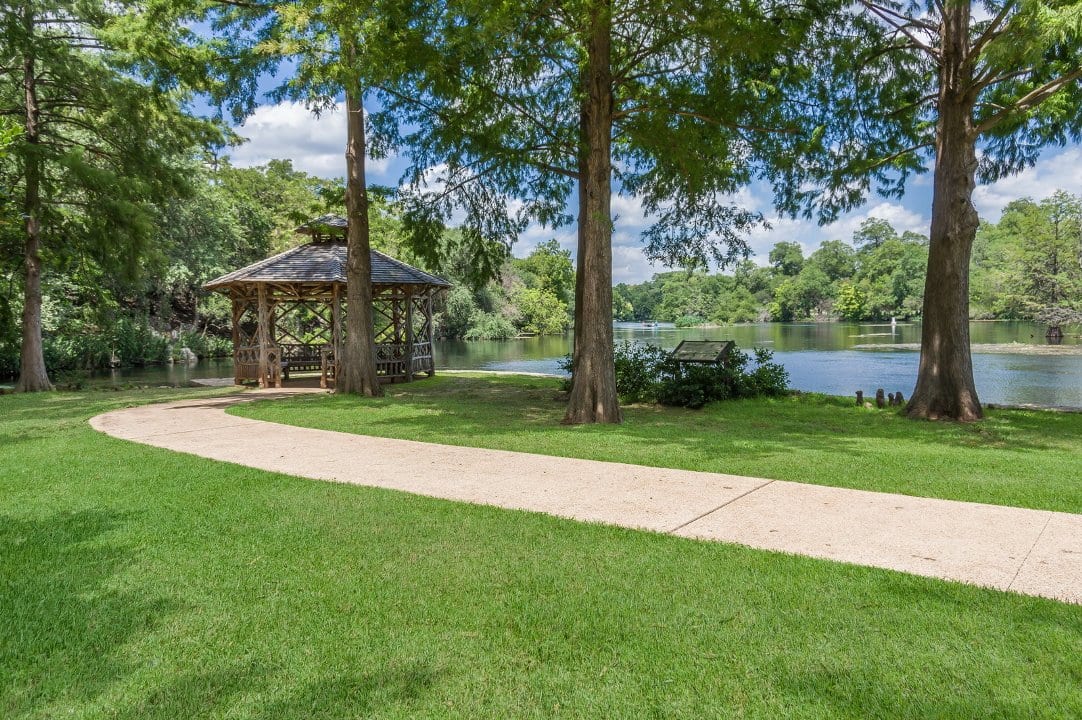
614;190;1082;326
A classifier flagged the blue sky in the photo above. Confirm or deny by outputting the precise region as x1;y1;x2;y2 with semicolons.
224;99;1082;284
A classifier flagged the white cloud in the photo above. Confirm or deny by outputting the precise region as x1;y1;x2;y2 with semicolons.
974;147;1082;220
826;201;929;241
227;101;393;179
612;245;666;284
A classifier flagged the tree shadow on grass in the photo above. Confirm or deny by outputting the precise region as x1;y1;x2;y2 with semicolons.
256;664;441;719
263;377;1081;457
0;510;178;719
99;661;441;719
0;387;225;427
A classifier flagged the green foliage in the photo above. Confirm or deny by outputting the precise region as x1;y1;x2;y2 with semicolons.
674;315;705;327
619;217;929;323
386;0;830;272
436;286;477;339
2;0;226;386
514;288;568;336
656;347;790;409
852;218;899;250
972;190;1082;319
769;266;833;321
612;341;670;403
109;318;171;366
774;3;1082;223
768;241;805;276
512;240;574;306
177;330;233;359
808;240;857;281
463;311;516;341
835;282;867;321
563;341;789;409
851;236;928;320
436;240;571;340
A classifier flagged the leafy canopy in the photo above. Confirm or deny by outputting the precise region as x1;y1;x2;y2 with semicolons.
772;0;1082;221
384;0;838;272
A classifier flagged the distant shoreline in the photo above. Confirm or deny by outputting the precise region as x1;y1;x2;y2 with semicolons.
854;342;1082;355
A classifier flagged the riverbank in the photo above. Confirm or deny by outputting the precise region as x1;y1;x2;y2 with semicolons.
855;342;1082;355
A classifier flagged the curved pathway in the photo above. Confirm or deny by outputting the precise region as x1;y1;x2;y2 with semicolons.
90;389;1082;605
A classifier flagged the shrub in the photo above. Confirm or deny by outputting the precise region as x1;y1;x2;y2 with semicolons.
562;343;790;409
178;330;232;358
613;341;669;403
743;347;790;397
111;318;170;366
657;345;789;409
464;311;516;340
674;315;705;328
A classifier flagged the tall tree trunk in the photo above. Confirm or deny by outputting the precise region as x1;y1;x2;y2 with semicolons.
564;0;620;425
907;2;980;421
335;76;382;397
16;5;52;393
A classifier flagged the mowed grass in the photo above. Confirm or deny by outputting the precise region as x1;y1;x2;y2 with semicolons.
1;386;1080;719
233;373;1082;514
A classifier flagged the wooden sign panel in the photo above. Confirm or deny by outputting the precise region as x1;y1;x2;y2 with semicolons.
669;340;735;364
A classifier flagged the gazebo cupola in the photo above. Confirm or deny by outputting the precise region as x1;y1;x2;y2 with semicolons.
205;215;451;388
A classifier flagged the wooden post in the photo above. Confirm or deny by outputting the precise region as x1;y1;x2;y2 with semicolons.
231;294;242;385
257;284;271;388
404;287;414;382
331;283;342;385
856;390;863;406
426;287;436;376
391;288;403;382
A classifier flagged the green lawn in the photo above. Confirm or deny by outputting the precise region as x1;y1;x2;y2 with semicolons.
1;386;1080;719
232;373;1082;514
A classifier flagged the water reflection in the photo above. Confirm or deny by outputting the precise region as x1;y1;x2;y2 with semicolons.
42;322;1079;410
437;321;1082;409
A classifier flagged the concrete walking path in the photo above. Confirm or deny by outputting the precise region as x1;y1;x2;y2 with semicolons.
90;389;1082;605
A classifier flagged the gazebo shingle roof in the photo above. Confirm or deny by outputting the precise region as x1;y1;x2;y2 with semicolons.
204;242;451;290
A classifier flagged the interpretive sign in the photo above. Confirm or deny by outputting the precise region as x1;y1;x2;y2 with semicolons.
669;340;735;365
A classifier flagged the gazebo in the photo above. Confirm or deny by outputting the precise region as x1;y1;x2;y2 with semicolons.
205;215;451;388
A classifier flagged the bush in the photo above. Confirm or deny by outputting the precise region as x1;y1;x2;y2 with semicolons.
436;286;477;339
674;315;705;328
562;343;790;409
613;341;669;403
743;347;790;396
177;330;232;358
464;311;516;340
656;346;789;408
111;318;170;366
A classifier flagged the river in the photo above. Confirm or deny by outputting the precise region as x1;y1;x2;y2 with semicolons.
28;321;1082;409
439;321;1082;409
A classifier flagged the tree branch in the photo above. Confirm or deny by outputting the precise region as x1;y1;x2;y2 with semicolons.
973;69;1082;136
971;1;1015;57
859;1;939;60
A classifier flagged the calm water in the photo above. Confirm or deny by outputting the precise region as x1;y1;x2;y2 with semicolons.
437;321;1082;409
29;321;1081;409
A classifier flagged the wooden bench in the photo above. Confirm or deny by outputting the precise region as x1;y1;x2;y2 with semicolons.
280;344;335;387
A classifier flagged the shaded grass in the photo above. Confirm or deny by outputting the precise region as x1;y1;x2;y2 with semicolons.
0;386;1080;718
231;374;1082;514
